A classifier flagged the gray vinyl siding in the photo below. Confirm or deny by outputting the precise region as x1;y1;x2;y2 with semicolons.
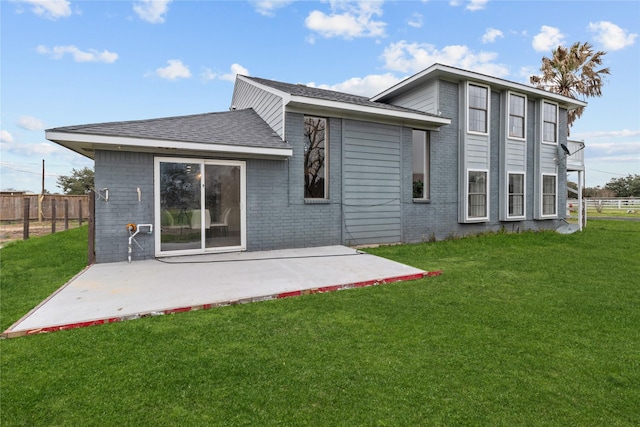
466;133;491;169
540;144;558;173
506;142;526;168
458;84;493;222
343;120;402;245
383;81;439;114
231;79;285;138
534;100;565;218
499;92;529;221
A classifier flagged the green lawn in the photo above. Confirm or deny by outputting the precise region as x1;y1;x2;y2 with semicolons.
585;207;640;218
1;222;639;426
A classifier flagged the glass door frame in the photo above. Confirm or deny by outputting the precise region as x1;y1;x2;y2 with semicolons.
154;157;246;257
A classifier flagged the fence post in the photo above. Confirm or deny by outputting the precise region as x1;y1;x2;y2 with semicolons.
64;199;69;230
78;199;83;226
51;200;56;234
23;197;30;240
88;190;95;265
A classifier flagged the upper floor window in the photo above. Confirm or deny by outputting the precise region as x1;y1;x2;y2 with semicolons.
304;116;328;199
468;170;488;219
412;130;430;199
509;93;526;139
468;83;488;134
543;102;558;143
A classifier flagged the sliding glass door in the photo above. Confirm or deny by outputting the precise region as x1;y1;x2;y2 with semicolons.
204;163;242;249
155;158;245;256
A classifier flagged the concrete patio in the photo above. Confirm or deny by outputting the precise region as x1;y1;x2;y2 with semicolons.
3;246;441;338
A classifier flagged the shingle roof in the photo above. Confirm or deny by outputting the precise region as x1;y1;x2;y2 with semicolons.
243;76;444;119
47;108;290;150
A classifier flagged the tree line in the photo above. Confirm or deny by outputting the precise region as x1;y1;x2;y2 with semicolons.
570;174;640;198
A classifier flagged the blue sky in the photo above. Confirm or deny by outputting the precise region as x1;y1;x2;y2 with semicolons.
1;0;638;192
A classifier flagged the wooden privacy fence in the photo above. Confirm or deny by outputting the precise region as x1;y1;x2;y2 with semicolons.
0;194;89;222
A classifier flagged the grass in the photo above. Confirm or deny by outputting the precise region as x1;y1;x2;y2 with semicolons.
584;207;640;218
0;227;88;331
1;222;639;426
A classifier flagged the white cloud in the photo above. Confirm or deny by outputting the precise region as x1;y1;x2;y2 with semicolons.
305;1;386;40
308;73;402;97
407;13;423;29
532;25;565;52
133;0;171;24
18;0;72;20
251;1;294;16
220;63;250;82
573;129;640;139
154;59;191;80
1;130;14;143
449;0;488;11
518;65;538;84
198;63;250;82
588;21;638;51
381;40;509;77
466;0;488;11
200;68;218;81
587;141;640;154
17;115;45;131
36;45;118;63
1;141;64;156
482;28;503;44
585;140;640;172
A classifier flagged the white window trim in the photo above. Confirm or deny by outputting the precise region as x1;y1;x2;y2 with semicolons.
540;173;558;218
154;157;247;257
412;129;430;200
303;116;329;200
466;168;490;222
506;171;526;220
542;101;559;145
467;82;490;136
507;91;527;141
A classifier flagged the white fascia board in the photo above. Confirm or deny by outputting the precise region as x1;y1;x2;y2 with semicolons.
45;131;293;158
371;63;440;101
236;75;292;104
372;63;588;110
287;95;451;127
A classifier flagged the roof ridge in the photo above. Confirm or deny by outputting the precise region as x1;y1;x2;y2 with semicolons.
243;75;368;99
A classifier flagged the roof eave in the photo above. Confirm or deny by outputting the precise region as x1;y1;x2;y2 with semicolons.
371;63;588;111
286;96;451;130
45;131;293;160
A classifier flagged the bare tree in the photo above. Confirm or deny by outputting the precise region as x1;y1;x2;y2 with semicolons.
304;117;326;198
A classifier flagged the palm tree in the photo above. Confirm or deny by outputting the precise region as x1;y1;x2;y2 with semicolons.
530;41;610;133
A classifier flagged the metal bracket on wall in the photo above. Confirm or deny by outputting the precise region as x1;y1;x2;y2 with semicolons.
97;188;109;202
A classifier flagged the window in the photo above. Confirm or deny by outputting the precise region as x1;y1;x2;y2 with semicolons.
542;174;557;216
468;170;487;218
543;102;558;143
508;173;525;217
412;130;430;199
509;93;526;139
304;116;327;199
468;84;488;133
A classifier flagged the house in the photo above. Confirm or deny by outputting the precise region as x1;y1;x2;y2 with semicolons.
46;63;587;263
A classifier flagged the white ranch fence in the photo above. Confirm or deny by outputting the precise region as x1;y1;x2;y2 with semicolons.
568;198;640;213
